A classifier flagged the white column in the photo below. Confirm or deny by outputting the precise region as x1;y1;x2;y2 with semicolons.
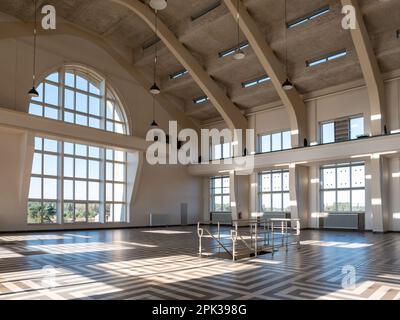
289;164;309;227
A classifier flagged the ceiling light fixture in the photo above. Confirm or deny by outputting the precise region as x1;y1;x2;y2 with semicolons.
233;0;246;60
282;0;294;91
149;10;161;95
28;0;39;98
149;0;167;11
150;96;159;128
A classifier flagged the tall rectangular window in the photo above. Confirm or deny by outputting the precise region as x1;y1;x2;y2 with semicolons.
210;176;230;213
320;163;365;213
211;142;232;160
258;170;290;213
258;130;292;153
28;137;127;224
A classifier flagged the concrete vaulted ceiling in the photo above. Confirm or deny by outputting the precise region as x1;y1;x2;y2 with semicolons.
0;0;400;128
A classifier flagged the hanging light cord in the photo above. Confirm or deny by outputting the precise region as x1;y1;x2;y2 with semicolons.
152;96;156;122
236;0;240;50
153;10;158;84
284;0;288;76
32;0;37;87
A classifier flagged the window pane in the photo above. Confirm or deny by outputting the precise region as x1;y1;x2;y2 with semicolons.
46;72;59;83
29;177;42;199
352;190;365;212
261;194;271;212
89;82;100;95
106;183;113;201
43;178;57;199
75;159;87;178
272;193;282;212
106;162;113;180
76;92;88;113
64;142;74;155
337;190;351;212
114;163;125;182
352;166;365;188
88;203;100;222
32;153;42;175
89;117;100;129
114;204;124;222
76;114;88;126
43;155;58;176
89;147;100;158
44;139;58;152
214;144;221;160
222;177;230;188
222;195;230;211
323;168;336;189
115;151;124;162
75;144;87;157
282;131;292;150
29;103;42;116
88;160;100;180
114;183;124;202
44;83;58;106
106;149;113;160
75;203;86;222
323;191;336;212
64;89;74;110
337;166;350;189
75;181;87;200
272;133;282;151
64;157;74;177
28;202;42;224
106;101;114;119
322;122;335;144
34;137;42;151
260;135;271;153
222;143;231;158
283;172;289;191
88;182;100;201
65;72;74;87
64;180;73;200
64;202;74;223
76;75;88;91
350;117;364;140
64;111;74;123
106;204;113;222
272;173;282;191
283;193;290;212
43;202;57;224
261;174;271;192
89;96;100;116
44;107;58;120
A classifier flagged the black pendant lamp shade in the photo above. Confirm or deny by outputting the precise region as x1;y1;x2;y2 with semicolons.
282;78;293;91
28;0;39;97
150;82;161;95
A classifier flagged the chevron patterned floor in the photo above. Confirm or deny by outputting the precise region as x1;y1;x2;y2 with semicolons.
0;227;399;300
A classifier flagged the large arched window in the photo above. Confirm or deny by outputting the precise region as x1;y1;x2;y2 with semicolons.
29;65;129;134
27;66;129;225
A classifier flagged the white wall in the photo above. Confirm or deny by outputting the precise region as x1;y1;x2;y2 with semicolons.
0;17;203;232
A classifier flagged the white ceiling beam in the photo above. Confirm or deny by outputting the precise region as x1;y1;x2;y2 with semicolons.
0;20;199;132
341;0;385;135
111;0;248;131
223;0;307;147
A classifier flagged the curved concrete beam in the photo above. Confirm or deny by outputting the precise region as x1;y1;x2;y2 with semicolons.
111;0;248;131
341;0;385;135
0;20;199;132
223;0;307;147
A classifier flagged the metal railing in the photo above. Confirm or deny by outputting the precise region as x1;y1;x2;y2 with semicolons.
197;218;301;261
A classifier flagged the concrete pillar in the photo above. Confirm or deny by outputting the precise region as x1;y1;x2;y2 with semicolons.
369;156;390;232
289;165;309;228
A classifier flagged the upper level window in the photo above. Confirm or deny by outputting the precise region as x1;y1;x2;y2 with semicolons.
258;130;291;153
321;116;364;144
288;6;330;29
210;176;230;213
29;66;128;135
211;142;232;160
306;49;347;67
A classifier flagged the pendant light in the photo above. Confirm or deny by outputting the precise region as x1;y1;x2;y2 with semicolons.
149;0;167;11
149;10;161;95
28;0;39;98
282;0;293;91
150;96;159;128
233;0;245;60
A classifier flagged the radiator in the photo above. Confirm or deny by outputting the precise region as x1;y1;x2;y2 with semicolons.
324;214;359;230
149;214;176;227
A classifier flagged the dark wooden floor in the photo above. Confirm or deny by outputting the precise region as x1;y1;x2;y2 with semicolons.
0;227;399;300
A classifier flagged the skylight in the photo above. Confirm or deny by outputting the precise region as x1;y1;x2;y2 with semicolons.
191;1;221;21
287;6;330;29
193;96;209;104
242;75;271;88
169;69;188;80
306;49;347;67
219;42;249;58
